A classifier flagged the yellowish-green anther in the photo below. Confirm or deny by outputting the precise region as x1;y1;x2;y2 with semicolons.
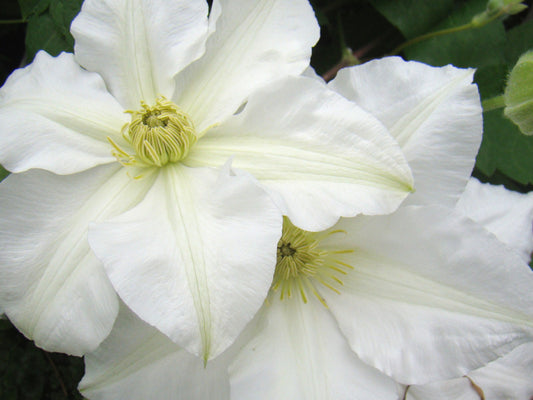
272;217;354;307
122;97;197;167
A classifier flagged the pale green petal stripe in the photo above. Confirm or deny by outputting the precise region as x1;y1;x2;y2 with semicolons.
188;137;412;192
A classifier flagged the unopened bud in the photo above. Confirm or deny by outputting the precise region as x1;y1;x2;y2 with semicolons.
472;0;527;27
504;51;533;135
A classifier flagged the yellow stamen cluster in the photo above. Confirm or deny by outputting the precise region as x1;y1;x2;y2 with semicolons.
111;97;197;167
271;217;354;307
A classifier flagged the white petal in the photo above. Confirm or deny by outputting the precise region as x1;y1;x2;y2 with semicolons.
0;165;153;355
229;295;400;400
80;302;231;400
467;342;533;399
319;205;533;384
406;380;479;400
89;164;282;361
0;51;125;174
457;178;533;264
330;57;482;207
408;342;533;400
186;76;413;231
174;0;320;130
71;0;209;108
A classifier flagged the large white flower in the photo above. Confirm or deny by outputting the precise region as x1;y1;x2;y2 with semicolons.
77;59;533;400
78;207;533;400
0;0;413;359
406;178;533;400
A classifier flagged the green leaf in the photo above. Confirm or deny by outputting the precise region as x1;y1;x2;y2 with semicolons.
368;0;454;39
476;109;533;184
17;0;50;20
49;0;83;39
474;63;508;99
23;0;83;62
25;12;71;61
0;166;9;182
504;19;533;67
404;0;506;68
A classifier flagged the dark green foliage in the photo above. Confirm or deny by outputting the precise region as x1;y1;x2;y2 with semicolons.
403;0;507;68
368;0;454;39
0;319;84;400
18;0;83;61
477;109;533;185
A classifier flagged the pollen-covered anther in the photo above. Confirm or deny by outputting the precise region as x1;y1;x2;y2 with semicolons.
271;217;354;307
123;97;197;167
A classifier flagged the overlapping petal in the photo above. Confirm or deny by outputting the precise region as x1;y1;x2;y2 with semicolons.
0;52;126;174
88;164;282;361
229;295;400;400
80;303;231;400
406;380;479;400
330;57;482;207
457;178;533;263
0;165;154;355
186;76;414;231
318;205;533;384
71;0;209;108
174;0;320;131
407;342;533;400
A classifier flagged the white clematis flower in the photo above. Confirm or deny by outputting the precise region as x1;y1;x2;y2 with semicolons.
0;0;413;359
406;178;533;400
79;206;533;400
78;59;533;400
457;177;533;264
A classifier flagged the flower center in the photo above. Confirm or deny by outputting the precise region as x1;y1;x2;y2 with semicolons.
112;97;197;167
271;217;354;307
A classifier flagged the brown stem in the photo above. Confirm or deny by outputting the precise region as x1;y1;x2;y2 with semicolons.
44;351;69;398
321;35;386;82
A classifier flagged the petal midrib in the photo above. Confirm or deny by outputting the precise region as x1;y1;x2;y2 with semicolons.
393;69;473;147
27;167;145;333
187;139;412;191
2;98;122;141
164;166;213;360
337;250;533;328
82;332;178;391
180;0;274;119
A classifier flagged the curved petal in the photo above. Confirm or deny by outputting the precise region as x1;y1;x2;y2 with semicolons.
406;380;478;400
318;205;533;384
174;0;320;131
0;165;154;355
467;342;533;399
186;76;413;231
408;342;533;400
329;57;482;207
80;302;231;400
457;178;533;264
0;51;125;174
71;0;209;108
229;295;400;400
89;163;282;361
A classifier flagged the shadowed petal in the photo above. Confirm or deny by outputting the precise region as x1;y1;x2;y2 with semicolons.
230;295;400;400
89;164;282;361
0;165;154;355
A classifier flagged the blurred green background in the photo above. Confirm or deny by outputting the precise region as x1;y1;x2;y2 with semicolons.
0;0;532;398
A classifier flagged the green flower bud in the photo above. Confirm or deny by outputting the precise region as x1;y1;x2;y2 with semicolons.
504;50;533;135
472;0;527;27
